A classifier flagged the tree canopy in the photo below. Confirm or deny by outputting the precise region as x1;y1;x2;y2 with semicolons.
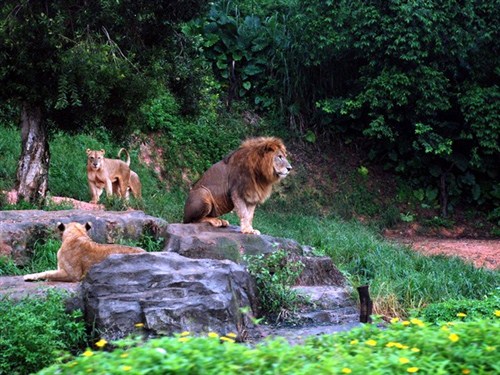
0;0;209;200
194;0;499;214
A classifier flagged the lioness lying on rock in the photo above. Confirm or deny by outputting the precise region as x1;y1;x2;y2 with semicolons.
23;222;145;282
183;137;292;234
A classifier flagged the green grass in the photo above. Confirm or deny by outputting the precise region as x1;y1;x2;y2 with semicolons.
252;210;499;316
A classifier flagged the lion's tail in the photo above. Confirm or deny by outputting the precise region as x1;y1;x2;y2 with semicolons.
118;148;130;166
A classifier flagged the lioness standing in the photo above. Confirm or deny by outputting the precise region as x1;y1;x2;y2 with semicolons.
23;222;145;282
86;148;137;203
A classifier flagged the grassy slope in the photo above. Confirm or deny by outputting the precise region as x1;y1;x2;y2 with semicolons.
0;124;498;317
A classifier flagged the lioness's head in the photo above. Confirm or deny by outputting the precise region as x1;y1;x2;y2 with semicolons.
57;222;92;241
86;149;106;170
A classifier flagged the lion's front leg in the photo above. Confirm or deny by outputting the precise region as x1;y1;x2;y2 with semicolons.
89;182;102;204
232;195;259;234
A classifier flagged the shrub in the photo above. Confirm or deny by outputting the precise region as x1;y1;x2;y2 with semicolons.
0;290;87;375
37;318;499;374
245;250;305;319
416;288;500;324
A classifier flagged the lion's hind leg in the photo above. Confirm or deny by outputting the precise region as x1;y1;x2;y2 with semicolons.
200;217;230;227
183;187;229;227
23;269;74;282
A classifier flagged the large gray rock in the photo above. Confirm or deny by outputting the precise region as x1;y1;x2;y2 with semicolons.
165;223;305;262
0;210;167;264
81;252;257;341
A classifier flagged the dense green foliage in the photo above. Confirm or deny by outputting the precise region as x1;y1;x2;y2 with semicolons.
0;291;87;375
418;288;500;324
0;0;210;138
38;316;500;374
192;0;499;215
245;250;305;318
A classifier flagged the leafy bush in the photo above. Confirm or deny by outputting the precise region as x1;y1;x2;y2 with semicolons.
417;288;500;324
245;250;305;319
0;290;87;375
38;318;499;374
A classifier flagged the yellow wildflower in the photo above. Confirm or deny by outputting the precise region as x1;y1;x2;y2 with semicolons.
120;353;129;358
180;331;191;336
402;321;411;326
395;343;405;349
494;310;500;317
95;339;107;348
221;336;235;343
399;357;410;364
365;339;377;346
341;368;352;374
407;367;419;373
390;317;400;324
178;337;190;343
122;366;132;371
449;333;459;342
440;326;449;331
82;350;94;357
456;312;467;318
226;332;238;338
386;342;396;348
134;323;144;328
208;332;219;338
350;339;359;345
411;347;420;353
410;318;424;327
462;369;470;374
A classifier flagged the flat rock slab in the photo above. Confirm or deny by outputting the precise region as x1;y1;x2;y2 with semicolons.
165;223;306;262
0;210;167;264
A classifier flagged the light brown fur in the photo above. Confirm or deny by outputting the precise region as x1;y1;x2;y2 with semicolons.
112;170;142;200
86;148;132;203
23;222;145;282
183;137;292;234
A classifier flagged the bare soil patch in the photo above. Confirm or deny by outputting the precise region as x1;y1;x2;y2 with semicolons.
404;237;499;270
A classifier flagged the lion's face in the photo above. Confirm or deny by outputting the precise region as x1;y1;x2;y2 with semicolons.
86;149;106;170
273;150;292;180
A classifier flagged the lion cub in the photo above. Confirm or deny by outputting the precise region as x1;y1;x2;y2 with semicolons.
86;148;141;204
23;222;145;282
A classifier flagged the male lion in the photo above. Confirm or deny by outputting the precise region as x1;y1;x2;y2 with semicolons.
23;222;145;282
183;137;292;234
87;148;141;203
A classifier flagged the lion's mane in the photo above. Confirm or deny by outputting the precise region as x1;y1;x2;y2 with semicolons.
183;136;291;234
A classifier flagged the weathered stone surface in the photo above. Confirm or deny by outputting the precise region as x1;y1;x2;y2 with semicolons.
0;210;167;264
81;252;257;340
0;276;83;312
165;223;305;262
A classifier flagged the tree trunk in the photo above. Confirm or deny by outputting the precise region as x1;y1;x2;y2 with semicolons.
15;103;50;202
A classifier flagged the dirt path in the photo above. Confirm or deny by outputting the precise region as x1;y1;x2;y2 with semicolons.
391;236;500;270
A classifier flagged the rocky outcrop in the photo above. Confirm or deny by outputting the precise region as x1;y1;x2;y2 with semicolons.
0;210;167;264
81;252;256;340
0;211;360;343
